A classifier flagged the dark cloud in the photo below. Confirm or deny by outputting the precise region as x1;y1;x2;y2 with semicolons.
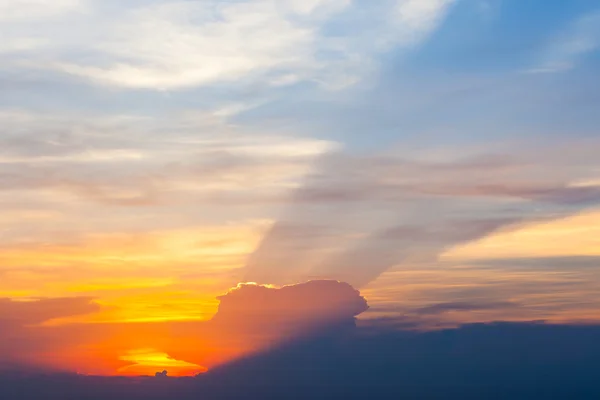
413;301;520;315
202;321;600;399
155;370;168;378
3;320;600;399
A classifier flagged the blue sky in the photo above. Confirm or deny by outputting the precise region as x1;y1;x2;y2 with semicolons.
2;0;600;150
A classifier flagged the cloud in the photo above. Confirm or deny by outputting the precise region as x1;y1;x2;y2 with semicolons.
0;0;81;22
0;281;368;374
0;296;101;326
201;321;600;399
0;297;102;369
0;110;334;199
213;280;368;329
244;139;600;288
470;255;600;270
394;0;455;38
413;301;519;315
528;11;600;73
0;109;335;252
0;0;455;89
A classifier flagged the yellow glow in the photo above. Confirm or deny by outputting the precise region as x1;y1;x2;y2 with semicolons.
118;349;207;376
0;223;269;324
442;210;600;261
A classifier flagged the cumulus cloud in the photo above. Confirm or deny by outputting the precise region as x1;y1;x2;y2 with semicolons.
213;280;368;329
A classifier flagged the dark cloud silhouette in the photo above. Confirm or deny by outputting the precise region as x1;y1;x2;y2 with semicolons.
155;370;168;378
2;320;600;399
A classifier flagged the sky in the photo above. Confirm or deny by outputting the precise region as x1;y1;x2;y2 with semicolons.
1;0;600;384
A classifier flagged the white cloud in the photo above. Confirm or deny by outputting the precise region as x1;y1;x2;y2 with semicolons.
58;1;316;89
528;11;600;74
0;107;338;247
1;0;455;90
0;0;83;21
0;108;337;197
285;0;349;16
394;0;455;42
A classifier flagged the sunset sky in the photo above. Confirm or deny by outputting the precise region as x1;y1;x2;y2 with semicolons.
1;0;600;380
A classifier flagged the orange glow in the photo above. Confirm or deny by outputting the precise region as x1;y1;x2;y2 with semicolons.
0;223;268;323
118;349;208;377
442;210;600;261
2;209;600;376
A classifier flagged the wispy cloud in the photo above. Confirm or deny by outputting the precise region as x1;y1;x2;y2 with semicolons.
528;11;600;73
0;0;455;90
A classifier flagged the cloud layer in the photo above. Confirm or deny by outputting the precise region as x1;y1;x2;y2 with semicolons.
245;139;600;287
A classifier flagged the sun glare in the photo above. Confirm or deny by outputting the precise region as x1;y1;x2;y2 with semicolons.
118;349;208;377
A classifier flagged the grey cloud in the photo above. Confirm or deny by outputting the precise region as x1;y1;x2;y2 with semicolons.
466;256;600;270
413;301;520;315
0;297;101;326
